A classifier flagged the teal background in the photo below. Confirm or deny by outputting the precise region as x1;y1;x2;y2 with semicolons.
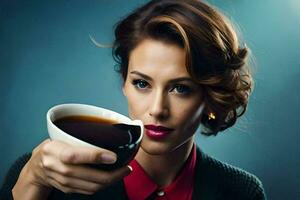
1;0;299;199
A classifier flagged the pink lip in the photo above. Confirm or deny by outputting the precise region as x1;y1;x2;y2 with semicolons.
144;125;174;139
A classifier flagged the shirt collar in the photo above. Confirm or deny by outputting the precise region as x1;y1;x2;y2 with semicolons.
124;144;197;200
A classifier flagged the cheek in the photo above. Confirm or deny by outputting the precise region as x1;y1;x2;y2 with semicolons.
172;99;203;128
125;88;148;119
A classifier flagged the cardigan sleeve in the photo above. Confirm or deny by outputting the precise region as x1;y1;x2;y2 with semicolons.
0;153;32;200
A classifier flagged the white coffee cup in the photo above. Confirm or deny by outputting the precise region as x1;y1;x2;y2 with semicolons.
46;103;144;169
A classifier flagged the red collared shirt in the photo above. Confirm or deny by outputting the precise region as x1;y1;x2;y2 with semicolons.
124;145;197;200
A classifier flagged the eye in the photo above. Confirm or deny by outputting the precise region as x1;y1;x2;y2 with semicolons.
172;84;192;95
131;79;149;89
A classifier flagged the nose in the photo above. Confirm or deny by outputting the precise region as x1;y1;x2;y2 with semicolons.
149;89;169;119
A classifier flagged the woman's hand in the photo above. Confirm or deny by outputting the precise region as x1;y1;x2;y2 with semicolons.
12;139;132;199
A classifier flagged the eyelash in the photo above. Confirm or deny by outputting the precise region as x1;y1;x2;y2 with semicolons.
131;79;192;95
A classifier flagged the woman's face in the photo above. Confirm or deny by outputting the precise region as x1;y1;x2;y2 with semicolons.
123;39;204;155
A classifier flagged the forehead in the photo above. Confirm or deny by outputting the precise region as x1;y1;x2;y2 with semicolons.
128;39;190;78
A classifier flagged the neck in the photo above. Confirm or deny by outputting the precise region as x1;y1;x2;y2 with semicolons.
135;139;194;187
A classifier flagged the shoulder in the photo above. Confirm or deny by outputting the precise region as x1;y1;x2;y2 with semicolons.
1;153;32;185
195;147;266;200
0;153;32;199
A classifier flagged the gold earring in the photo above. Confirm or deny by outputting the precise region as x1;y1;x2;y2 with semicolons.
208;112;216;120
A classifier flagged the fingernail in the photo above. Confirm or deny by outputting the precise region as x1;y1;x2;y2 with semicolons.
100;153;117;164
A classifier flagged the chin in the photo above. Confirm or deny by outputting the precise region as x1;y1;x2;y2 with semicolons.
139;138;192;156
139;140;174;155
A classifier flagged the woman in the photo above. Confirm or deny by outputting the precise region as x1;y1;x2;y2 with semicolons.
1;0;266;199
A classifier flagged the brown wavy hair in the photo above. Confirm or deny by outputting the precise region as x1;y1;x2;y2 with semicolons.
112;0;253;136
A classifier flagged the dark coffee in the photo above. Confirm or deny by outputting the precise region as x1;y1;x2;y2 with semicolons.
53;115;141;169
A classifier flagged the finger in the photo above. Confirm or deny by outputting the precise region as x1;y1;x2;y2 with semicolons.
47;176;95;195
43;140;117;165
71;165;132;185
43;158;132;185
46;170;102;194
60;146;117;165
102;165;132;184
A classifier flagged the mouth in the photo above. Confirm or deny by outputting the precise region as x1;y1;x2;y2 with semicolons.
144;124;174;139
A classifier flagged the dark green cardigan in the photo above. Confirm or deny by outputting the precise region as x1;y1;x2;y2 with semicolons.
0;147;266;199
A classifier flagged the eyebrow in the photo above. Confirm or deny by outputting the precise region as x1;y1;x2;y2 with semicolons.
129;70;195;84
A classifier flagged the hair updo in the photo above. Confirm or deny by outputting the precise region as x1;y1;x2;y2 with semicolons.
112;0;253;136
